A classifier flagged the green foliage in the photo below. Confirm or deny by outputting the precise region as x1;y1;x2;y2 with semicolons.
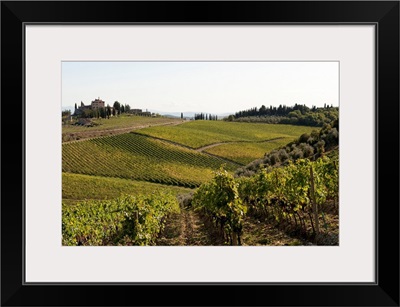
82;109;95;118
236;124;338;176
238;156;339;236
313;156;339;202
113;101;121;115
62;192;179;246
192;167;247;245
62;173;193;204
228;104;338;127
191;156;338;242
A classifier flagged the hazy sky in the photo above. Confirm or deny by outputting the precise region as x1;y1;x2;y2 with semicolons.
62;61;339;114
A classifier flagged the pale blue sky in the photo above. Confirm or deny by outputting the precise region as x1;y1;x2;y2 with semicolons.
62;61;339;114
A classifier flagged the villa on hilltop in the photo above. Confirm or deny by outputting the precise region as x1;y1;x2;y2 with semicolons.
73;97;106;116
72;97;153;118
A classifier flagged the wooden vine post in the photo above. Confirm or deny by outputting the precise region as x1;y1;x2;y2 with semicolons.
232;232;238;246
333;160;338;211
309;165;320;243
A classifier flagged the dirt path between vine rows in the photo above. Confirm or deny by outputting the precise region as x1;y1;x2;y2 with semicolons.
156;207;313;246
156;207;220;246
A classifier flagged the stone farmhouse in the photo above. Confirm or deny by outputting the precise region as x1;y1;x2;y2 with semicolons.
91;98;105;109
73;98;106;116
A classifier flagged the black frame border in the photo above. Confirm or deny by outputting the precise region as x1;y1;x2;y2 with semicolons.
1;1;399;306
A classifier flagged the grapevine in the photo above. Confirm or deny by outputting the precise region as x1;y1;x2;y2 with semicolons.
62;192;179;246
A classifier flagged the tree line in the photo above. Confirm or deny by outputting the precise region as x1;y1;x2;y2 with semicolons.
194;113;218;120
233;103;334;118
225;103;338;127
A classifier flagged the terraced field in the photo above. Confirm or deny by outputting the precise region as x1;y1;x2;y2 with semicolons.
62;133;238;188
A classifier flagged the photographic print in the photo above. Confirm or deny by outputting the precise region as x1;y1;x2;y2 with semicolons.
61;61;339;247
3;0;396;304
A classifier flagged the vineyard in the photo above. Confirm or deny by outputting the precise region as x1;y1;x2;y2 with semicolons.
192;155;339;245
63;153;339;246
136;120;315;149
62;192;179;246
62;173;192;205
62;118;339;246
203;138;291;165
62;133;238;188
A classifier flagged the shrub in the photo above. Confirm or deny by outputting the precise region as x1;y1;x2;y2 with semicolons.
290;147;304;160
315;140;326;155
269;152;280;165
299;133;310;144
299;143;314;157
278;149;289;162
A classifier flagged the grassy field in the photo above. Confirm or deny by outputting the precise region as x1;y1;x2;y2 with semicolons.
62;133;238;188
135;120;316;149
62;173;192;205
203;138;292;165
